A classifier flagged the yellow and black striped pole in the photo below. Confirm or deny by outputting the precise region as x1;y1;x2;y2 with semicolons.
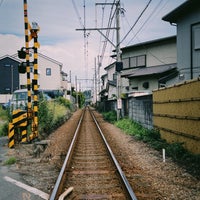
31;31;39;139
24;0;32;121
8;123;14;148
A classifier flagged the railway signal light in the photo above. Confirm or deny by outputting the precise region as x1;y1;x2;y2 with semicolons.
116;62;123;72
18;62;27;74
18;47;26;59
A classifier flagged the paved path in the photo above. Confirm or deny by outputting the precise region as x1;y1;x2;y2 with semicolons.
0;137;49;200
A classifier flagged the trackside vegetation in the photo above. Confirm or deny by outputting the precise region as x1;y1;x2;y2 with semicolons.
3;157;16;165
0;97;73;137
102;112;200;178
0;106;10;137
38;97;72;136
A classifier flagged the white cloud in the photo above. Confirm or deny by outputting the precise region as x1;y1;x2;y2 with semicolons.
0;0;186;90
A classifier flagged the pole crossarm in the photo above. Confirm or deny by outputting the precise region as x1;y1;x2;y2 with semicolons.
77;78;93;81
76;27;116;31
95;3;116;6
76;28;117;47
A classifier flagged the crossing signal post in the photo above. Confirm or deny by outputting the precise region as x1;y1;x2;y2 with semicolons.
8;0;40;148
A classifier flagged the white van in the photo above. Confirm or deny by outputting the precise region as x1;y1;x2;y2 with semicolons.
10;89;28;111
10;89;51;112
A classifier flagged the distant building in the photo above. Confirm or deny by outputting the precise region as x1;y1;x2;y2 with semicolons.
162;0;200;80
101;36;178;101
0;55;20;94
121;36;178;97
14;53;66;91
0;53;69;103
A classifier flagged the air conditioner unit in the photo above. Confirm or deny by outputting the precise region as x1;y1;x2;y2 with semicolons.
143;82;149;89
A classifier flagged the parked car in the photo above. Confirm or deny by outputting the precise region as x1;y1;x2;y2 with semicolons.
2;100;11;110
10;89;51;112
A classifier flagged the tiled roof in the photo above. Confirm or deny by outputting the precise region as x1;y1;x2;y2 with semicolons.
121;63;177;78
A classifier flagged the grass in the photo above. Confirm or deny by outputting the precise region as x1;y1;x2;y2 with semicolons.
38;99;70;135
113;117;200;178
102;110;117;123
0;97;72;137
0;107;9;137
3;157;16;165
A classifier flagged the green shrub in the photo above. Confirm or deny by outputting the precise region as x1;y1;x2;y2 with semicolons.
3;157;16;165
38;99;69;135
115;118;200;178
55;97;72;110
0;121;8;137
38;100;54;134
102;111;117;123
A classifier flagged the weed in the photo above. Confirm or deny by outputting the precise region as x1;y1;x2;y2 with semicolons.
3;157;16;165
102;111;117;123
115;117;200;178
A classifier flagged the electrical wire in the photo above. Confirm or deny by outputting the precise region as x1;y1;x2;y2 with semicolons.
121;0;175;67
71;0;84;29
126;0;164;46
120;0;152;45
0;0;4;7
99;0;116;65
97;1;107;57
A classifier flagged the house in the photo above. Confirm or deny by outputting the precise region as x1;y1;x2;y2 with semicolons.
15;53;67;91
0;55;21;103
100;36;178;126
0;55;21;94
152;0;200;154
120;36;178;96
162;0;200;80
101;36;177;99
0;53;69;103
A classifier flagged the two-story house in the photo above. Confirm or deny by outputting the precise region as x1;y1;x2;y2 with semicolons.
15;53;65;91
162;0;200;80
121;35;178;97
100;36;178;126
101;36;177;99
0;55;20;95
0;53;69;104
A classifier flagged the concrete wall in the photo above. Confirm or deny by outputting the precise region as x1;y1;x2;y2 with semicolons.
128;95;153;129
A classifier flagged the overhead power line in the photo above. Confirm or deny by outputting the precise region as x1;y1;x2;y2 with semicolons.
99;0;116;65
71;0;84;29
120;0;152;45
126;0;164;46
0;0;4;7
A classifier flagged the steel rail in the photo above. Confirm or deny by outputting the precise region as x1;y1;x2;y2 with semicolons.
49;110;85;200
90;109;138;200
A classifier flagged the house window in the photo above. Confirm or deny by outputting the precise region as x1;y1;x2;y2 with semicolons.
46;68;51;76
113;72;117;81
122;58;129;69
130;55;146;68
137;55;146;67
194;27;200;50
130;57;137;67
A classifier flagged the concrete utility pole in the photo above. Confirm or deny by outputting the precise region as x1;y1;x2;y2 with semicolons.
116;0;122;120
76;0;122;119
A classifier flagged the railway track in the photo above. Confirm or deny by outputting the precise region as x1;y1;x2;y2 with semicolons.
49;107;137;200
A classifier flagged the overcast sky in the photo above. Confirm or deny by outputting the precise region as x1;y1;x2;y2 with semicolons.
0;0;185;90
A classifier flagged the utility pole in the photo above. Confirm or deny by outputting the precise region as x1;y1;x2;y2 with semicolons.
94;57;97;104
76;0;122;119
97;55;101;103
116;0;122;120
75;75;78;108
